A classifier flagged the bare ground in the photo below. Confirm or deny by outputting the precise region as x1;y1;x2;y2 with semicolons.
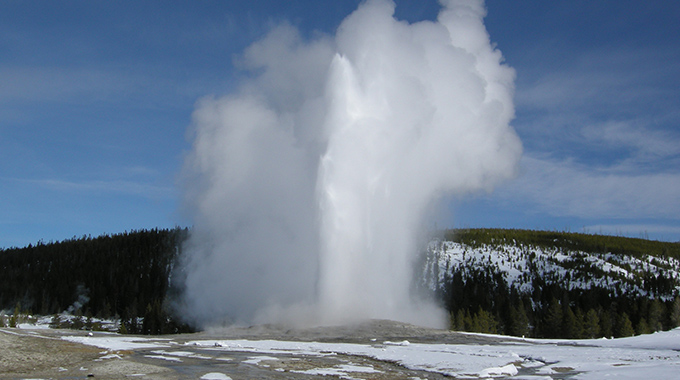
0;328;175;379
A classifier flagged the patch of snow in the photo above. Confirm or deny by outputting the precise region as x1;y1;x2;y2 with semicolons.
292;363;381;378
95;353;122;361
475;363;518;377
62;335;170;350
17;323;51;329
150;350;212;360
337;364;382;373
383;340;410;346
200;373;232;380
243;355;279;365
144;354;182;362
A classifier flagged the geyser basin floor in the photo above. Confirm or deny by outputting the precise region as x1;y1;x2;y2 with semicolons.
4;320;680;379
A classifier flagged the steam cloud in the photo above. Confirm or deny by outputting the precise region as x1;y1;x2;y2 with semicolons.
179;0;521;328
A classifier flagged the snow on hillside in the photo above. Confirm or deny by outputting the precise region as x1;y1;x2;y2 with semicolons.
422;240;680;299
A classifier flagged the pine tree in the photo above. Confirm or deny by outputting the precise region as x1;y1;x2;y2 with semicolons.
584;309;601;338
141;300;165;335
118;321;128;334
615;313;635;338
474;307;498;334
636;317;651;335
463;309;474;331
543;298;563;338
508;303;529;337
470;312;482;332
573;308;586;339
670;296;680;328
453;309;466;331
99;302;112;320
648;299;664;332
13;302;21;326
599;308;613;338
562;307;578;338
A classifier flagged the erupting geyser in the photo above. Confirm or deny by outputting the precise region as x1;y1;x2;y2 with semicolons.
179;0;521;328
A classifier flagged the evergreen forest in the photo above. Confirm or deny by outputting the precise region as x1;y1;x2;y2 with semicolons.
0;228;192;334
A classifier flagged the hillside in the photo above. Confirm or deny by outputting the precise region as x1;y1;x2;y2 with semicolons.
420;229;680;338
1;227;679;337
0;228;191;334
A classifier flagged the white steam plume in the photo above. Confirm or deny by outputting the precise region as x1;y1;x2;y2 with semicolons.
179;0;521;328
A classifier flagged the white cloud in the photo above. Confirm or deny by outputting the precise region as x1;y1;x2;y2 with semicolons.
505;155;680;220
580;120;680;163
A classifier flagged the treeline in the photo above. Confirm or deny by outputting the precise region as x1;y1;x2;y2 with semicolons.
0;228;192;334
443;267;680;338
446;228;680;260
3;226;680;338
438;229;680;338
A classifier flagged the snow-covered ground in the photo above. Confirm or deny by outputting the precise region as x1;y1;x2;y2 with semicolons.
423;240;680;299
62;327;680;379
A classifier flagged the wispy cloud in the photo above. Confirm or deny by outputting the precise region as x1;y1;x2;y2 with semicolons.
505;156;680;220
1;176;175;200
579;120;680;165
516;46;679;112
505;40;680;229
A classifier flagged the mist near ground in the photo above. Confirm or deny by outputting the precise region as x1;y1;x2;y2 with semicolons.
178;0;521;328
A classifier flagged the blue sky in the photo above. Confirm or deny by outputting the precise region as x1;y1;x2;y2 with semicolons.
1;0;679;248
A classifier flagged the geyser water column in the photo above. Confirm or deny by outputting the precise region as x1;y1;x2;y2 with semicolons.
316;0;521;326
179;0;521;328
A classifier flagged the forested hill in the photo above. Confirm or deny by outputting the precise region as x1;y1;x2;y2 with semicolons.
444;228;680;259
421;228;680;338
0;228;189;333
1;227;679;338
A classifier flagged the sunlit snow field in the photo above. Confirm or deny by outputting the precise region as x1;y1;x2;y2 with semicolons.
62;327;680;379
